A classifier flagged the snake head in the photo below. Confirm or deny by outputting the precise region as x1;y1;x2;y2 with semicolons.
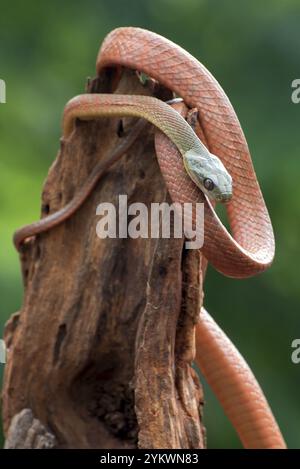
183;150;232;203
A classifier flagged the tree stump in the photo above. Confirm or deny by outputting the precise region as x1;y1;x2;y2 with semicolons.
2;69;205;449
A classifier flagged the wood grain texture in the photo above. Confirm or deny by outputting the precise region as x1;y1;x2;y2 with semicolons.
2;69;205;449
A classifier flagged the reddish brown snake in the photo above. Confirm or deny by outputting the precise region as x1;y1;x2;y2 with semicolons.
13;28;285;448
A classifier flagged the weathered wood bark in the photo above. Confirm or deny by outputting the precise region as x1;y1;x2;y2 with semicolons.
2;69;205;449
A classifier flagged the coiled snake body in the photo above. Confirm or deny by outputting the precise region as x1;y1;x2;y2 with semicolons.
14;27;285;448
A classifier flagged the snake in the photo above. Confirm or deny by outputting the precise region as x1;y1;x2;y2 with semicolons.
13;27;285;448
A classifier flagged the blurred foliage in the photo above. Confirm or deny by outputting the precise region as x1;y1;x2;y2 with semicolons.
1;0;300;449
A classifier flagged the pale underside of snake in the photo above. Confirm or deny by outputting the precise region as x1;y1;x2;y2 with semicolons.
13;28;285;448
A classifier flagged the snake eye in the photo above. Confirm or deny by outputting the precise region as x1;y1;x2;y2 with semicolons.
203;178;215;191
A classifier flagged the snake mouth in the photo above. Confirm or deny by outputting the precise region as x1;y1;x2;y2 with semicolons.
216;192;232;203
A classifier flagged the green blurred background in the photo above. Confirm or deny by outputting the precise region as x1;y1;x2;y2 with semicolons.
1;0;300;449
